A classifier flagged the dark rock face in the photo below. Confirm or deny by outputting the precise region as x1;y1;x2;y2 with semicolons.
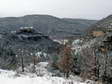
95;35;112;82
0;27;60;70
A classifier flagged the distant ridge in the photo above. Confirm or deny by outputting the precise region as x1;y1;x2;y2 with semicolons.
0;14;97;37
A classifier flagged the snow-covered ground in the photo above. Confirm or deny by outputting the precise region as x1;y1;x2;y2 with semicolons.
0;62;94;84
0;69;86;84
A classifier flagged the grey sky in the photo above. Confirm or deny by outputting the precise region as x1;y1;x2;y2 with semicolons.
0;0;112;19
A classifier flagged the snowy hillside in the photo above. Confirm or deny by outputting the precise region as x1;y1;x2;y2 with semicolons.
0;62;94;84
0;69;87;84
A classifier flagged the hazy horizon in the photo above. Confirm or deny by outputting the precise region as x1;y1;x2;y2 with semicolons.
0;0;112;20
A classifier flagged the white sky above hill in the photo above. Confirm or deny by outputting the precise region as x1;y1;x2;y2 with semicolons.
0;0;112;19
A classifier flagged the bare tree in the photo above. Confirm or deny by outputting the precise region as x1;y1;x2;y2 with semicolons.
57;44;74;78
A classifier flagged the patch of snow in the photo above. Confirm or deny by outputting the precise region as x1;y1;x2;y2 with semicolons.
0;68;89;84
0;62;95;84
35;52;47;58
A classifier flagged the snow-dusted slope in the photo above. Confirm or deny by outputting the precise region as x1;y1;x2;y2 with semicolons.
1;60;97;84
0;69;87;84
0;61;96;84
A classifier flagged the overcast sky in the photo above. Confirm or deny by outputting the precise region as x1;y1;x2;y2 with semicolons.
0;0;112;20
